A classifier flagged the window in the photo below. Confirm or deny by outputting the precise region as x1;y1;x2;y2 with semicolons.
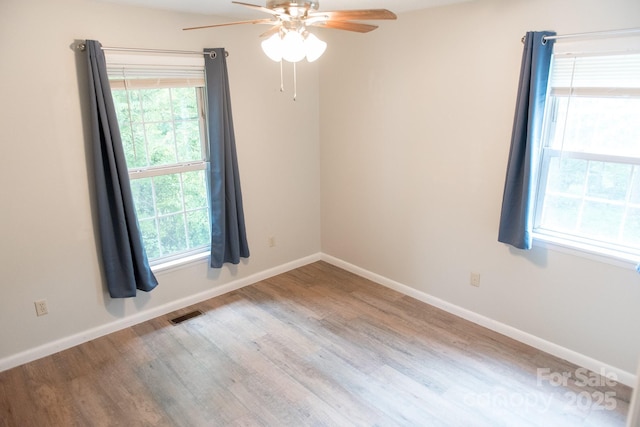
533;51;640;260
107;55;210;265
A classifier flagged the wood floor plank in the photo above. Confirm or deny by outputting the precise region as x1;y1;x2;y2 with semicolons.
0;261;631;426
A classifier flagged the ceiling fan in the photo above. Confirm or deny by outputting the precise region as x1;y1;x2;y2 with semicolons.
184;1;397;63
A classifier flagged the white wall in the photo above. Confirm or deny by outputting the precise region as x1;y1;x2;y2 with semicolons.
0;0;320;364
320;0;640;376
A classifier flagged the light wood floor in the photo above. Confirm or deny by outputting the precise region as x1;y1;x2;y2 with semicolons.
0;261;631;426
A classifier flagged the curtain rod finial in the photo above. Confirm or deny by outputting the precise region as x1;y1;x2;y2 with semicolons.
70;40;87;52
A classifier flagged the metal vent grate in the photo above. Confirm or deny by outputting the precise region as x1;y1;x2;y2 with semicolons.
169;310;203;325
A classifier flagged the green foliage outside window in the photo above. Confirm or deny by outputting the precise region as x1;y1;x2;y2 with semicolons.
111;84;210;263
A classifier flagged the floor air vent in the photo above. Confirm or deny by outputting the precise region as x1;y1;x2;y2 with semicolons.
169;310;203;325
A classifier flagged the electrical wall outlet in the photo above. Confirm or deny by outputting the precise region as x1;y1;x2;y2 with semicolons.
35;299;48;316
268;236;276;247
470;273;481;287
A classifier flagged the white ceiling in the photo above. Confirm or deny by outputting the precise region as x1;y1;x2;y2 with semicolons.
95;0;470;19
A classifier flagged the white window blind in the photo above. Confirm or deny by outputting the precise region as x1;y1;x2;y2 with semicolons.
550;52;640;94
106;53;205;89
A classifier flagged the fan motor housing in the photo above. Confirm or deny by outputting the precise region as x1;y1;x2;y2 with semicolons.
267;1;319;16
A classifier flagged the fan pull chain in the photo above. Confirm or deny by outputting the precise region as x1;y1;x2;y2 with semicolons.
279;60;284;92
276;61;298;101
293;61;297;101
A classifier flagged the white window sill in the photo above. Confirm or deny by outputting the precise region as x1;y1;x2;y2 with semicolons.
151;251;210;274
532;233;640;271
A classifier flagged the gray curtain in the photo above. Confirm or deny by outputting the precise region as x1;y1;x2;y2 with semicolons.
498;31;556;250
204;48;250;267
86;40;158;297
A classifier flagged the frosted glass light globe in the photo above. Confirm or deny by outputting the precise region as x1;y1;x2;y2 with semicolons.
305;33;327;62
282;31;306;63
261;33;283;62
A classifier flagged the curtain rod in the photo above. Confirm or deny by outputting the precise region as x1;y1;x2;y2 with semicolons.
76;43;228;57
521;27;640;43
544;27;640;42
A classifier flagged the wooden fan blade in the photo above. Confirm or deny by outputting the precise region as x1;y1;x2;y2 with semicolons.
309;9;397;21
183;18;274;31
311;21;379;33
260;25;282;38
232;1;280;16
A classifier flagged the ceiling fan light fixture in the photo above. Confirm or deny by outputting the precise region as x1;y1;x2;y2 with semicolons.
304;32;326;62
261;28;326;63
185;2;396;97
261;33;283;61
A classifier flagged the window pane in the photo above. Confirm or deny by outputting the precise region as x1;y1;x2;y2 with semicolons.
186;209;210;248
113;90;148;168
171;87;199;120
579;201;624;241
141;89;172;122
134;172;210;262
139;218;160;259
122;124;148;168
540;195;581;232
549;97;640;158
112;89;143;124
546;157;587;196
175;119;202;162
158;214;187;255
126;90;144;124
183;170;208;210
112;90;130;122
146;122;177;166
585;162;632;201
130;177;155;218
154;174;183;215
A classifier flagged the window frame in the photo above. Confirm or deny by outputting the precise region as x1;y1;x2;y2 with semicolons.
532;51;640;265
106;54;212;268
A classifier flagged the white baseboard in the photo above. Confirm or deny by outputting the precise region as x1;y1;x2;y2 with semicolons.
321;254;637;388
0;253;322;373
